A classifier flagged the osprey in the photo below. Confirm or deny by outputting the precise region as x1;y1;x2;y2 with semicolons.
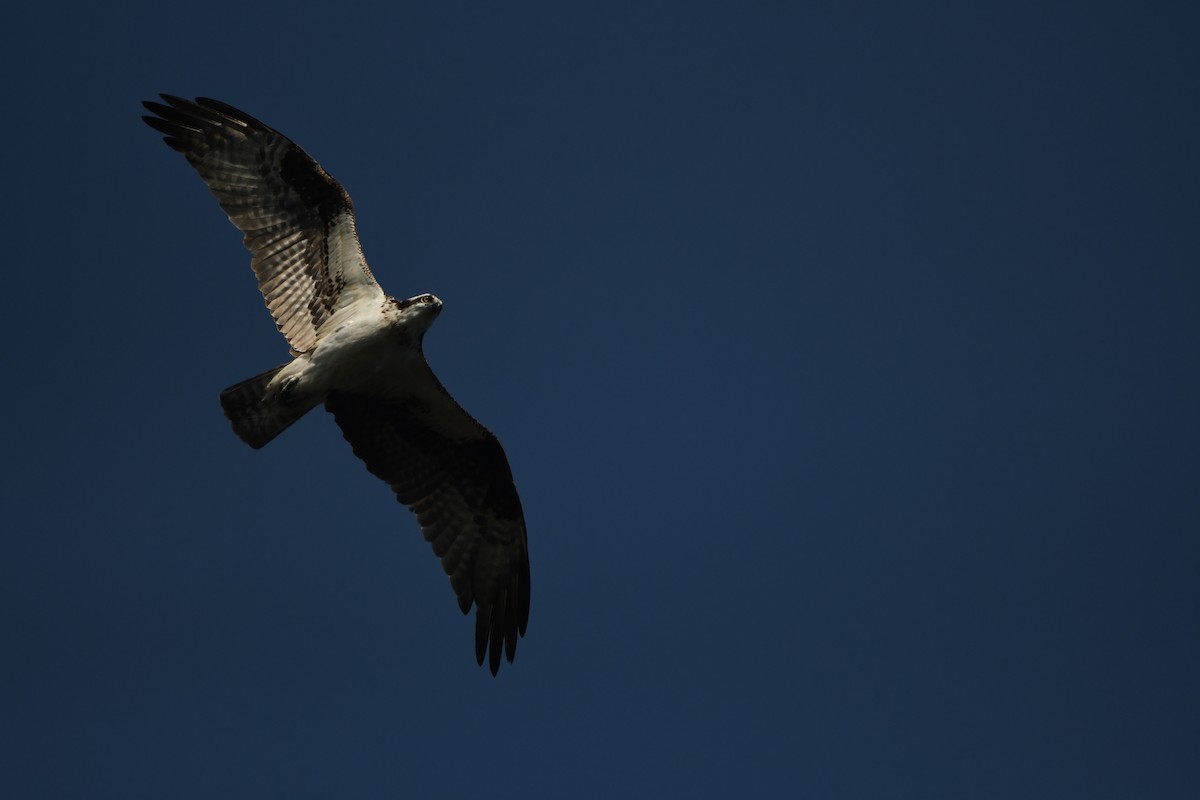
143;95;530;675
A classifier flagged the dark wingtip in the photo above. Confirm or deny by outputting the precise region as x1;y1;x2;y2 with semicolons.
141;114;172;134
140;96;192;143
143;94;189;114
474;561;531;675
474;602;510;676
475;608;489;669
489;617;504;675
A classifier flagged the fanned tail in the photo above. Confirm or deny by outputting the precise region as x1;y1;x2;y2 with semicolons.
219;364;311;449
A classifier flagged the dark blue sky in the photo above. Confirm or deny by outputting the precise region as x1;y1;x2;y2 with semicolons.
3;2;1198;797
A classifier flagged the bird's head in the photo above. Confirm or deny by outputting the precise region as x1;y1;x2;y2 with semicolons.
407;293;443;312
392;293;444;338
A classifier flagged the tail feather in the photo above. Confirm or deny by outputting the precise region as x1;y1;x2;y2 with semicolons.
219;364;311;449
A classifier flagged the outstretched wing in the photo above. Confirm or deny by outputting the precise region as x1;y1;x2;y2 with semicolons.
325;369;530;676
142;95;383;354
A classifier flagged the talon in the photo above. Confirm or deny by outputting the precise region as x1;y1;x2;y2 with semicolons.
280;375;301;405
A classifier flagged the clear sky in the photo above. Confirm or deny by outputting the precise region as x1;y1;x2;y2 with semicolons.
3;2;1198;797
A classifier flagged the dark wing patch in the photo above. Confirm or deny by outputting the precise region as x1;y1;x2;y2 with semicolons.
142;95;379;354
325;393;531;675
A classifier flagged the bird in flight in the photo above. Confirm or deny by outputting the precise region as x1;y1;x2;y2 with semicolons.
143;95;530;675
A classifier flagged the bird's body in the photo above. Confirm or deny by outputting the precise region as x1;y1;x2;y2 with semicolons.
240;294;443;446
143;95;529;674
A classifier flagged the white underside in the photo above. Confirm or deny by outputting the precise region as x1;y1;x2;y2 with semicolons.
259;292;486;442
265;298;431;408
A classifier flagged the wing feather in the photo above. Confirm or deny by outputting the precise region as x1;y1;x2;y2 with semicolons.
325;374;531;675
142;94;382;354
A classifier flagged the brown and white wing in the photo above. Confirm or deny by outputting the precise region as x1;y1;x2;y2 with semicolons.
142;95;383;354
325;367;531;675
